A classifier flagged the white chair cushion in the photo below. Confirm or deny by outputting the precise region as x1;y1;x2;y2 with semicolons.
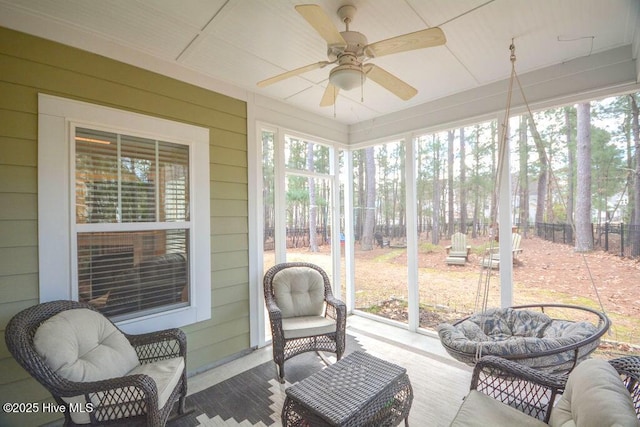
128;357;184;410
33;308;139;382
549;358;638;427
273;267;325;318
64;357;185;424
451;390;548;427
282;315;336;339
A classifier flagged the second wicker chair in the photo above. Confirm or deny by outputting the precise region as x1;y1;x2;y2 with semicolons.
263;262;347;382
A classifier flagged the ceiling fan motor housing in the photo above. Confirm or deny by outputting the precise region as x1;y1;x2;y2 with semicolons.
327;30;368;61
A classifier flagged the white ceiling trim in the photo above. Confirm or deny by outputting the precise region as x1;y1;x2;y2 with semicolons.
350;45;639;145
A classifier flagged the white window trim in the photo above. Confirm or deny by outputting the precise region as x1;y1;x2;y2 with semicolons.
38;94;211;334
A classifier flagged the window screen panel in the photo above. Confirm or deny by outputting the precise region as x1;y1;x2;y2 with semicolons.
284;137;331;174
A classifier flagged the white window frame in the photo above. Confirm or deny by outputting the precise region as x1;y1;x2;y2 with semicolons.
38;94;211;334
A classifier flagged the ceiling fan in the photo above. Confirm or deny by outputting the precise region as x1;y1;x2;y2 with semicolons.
257;4;446;107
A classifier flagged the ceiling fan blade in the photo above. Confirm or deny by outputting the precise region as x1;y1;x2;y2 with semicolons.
365;27;446;58
320;83;340;107
295;4;347;47
364;64;417;100
257;61;331;88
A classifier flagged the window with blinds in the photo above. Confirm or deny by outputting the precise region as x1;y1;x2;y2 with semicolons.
75;127;191;320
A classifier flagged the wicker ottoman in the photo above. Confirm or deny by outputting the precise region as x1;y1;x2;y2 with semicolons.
282;351;413;426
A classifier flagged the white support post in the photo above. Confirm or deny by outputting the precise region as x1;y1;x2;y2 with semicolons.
405;134;419;331
274;129;287;264
497;113;514;308
330;146;342;300
248;98;264;348
344;150;355;313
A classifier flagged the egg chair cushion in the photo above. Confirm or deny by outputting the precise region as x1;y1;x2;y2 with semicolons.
437;307;599;371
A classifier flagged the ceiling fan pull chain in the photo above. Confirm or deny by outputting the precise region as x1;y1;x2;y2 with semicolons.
361;68;364;102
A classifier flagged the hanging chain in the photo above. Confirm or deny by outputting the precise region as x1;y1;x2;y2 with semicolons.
361;67;364;102
333;85;336;118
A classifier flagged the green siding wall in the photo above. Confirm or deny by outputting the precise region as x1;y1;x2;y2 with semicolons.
0;27;249;426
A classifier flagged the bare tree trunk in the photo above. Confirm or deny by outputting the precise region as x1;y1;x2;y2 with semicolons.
528;117;548;226
459;127;467;234
356;153;364;241
546;146;554;223
472;125;480;238
307;142;317;252
518;116;529;235
447;130;455;235
626;101;634;224
490;122;497;227
565;106;575;227
432;136;441;245
361;147;376;250
575;102;593;252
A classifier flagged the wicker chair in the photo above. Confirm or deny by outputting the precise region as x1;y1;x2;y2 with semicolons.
263;262;347;383
451;355;640;425
5;300;187;426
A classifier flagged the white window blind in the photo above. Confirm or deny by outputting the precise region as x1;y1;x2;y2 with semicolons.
75;126;191;320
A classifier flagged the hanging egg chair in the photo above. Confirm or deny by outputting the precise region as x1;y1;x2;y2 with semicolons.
437;42;610;374
437;304;610;373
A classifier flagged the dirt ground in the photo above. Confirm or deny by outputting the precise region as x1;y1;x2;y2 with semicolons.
352;234;640;355
269;234;640;355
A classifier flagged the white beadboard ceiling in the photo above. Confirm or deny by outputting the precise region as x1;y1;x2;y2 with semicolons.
1;0;638;126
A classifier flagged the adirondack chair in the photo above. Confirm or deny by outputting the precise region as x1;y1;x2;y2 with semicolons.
481;232;523;269
445;232;471;265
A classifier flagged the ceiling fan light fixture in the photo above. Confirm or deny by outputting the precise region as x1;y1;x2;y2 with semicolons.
329;65;364;91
